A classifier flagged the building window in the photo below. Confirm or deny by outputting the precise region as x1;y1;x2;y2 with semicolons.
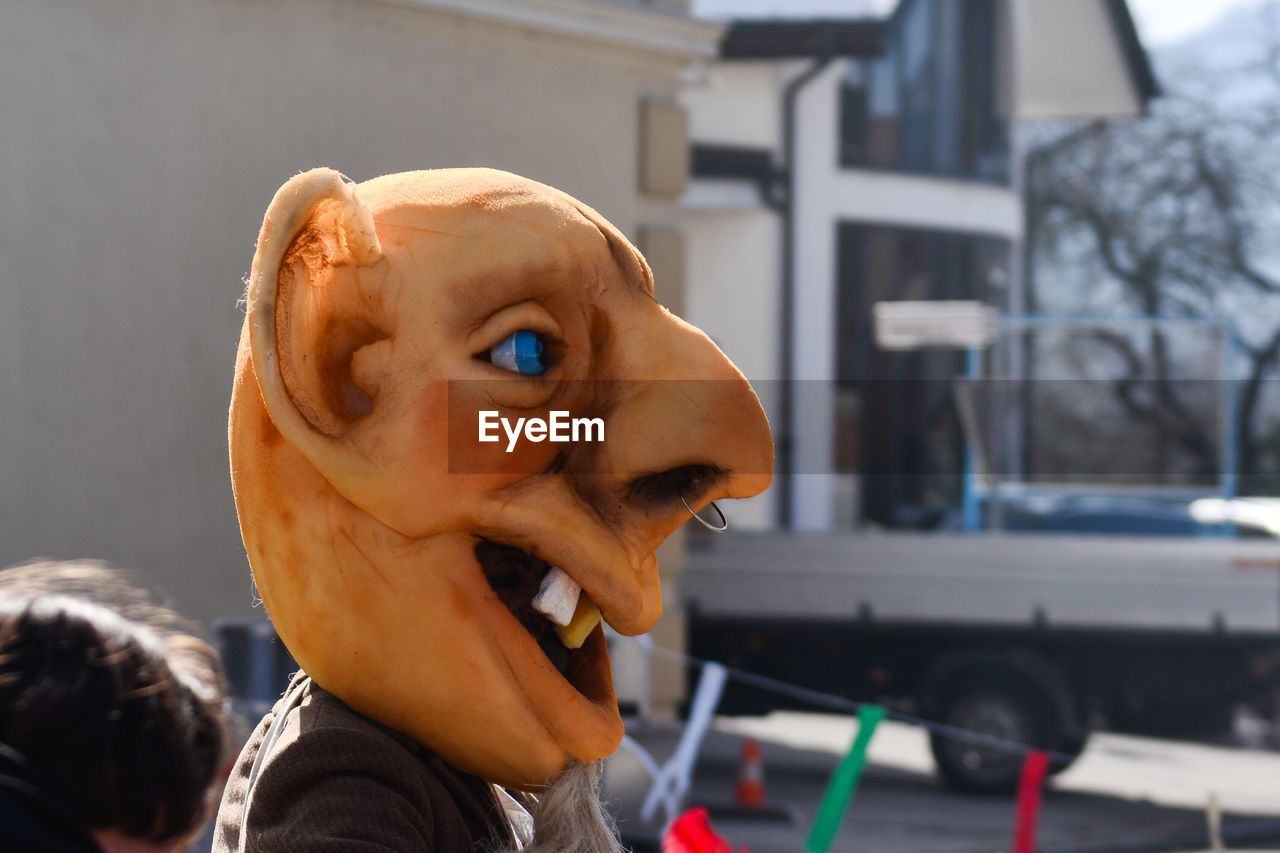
835;222;1011;528
839;64;871;166
838;0;1009;184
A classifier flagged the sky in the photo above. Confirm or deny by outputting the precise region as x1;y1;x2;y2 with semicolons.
1127;0;1264;47
691;0;1267;50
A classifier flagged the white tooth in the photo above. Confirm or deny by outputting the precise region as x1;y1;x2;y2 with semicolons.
532;565;581;627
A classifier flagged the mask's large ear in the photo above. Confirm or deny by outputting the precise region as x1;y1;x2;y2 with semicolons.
247;168;391;496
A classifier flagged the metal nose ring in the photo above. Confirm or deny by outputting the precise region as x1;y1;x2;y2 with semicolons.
681;494;729;533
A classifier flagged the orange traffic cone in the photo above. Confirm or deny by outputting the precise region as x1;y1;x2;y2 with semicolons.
733;738;766;808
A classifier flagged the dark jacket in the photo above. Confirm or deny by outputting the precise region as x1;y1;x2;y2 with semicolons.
0;745;101;852
213;674;519;852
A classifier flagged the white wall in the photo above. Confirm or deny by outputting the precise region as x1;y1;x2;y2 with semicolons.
682;61;784;148
680;57;788;530
681;205;780;529
1013;0;1145;119
0;0;708;625
683;210;780;383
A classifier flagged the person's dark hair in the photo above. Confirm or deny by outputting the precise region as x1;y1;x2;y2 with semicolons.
0;560;228;844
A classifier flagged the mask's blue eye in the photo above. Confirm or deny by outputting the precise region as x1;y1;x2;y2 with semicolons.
489;330;547;375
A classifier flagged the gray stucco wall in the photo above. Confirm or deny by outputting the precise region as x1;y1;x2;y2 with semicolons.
0;0;695;626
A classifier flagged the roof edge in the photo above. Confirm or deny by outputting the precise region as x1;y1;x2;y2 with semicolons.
721;18;886;60
381;0;725;60
1103;0;1162;107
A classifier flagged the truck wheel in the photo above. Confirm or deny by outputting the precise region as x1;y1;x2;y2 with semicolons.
928;676;1064;794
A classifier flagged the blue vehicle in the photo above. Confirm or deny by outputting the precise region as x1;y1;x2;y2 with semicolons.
963;493;1280;538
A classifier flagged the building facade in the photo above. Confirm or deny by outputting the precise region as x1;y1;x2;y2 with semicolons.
0;0;717;632
681;0;1157;531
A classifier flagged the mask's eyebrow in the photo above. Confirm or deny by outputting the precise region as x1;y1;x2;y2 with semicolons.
571;203;656;300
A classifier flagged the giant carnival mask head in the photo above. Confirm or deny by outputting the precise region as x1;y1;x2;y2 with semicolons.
228;168;772;790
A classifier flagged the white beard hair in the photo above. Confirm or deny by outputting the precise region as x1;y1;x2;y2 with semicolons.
492;760;624;853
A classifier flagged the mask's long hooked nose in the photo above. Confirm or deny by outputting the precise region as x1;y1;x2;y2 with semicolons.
596;308;774;539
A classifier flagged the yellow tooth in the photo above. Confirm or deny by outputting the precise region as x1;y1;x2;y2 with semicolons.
553;594;601;650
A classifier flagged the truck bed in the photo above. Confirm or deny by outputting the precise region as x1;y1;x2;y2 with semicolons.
682;532;1280;635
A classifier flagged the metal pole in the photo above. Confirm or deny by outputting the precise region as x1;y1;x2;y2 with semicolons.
778;54;833;529
1219;323;1239;501
962;346;983;533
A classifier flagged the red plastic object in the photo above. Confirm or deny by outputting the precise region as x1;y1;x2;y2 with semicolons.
1010;750;1051;853
663;807;749;853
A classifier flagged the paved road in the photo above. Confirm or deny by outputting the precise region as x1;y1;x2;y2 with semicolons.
608;713;1280;853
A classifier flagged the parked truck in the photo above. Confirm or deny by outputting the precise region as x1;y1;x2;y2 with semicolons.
682;530;1280;792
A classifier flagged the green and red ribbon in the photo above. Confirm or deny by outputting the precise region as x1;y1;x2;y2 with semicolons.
805;703;886;853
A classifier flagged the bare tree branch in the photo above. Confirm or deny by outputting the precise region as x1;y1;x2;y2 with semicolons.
1028;32;1280;488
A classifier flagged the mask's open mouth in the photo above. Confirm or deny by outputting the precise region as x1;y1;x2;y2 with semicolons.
475;539;602;683
475;536;625;770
